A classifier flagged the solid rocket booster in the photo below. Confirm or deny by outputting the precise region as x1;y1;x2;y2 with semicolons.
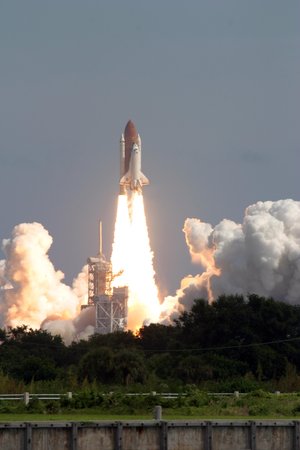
119;120;149;193
120;133;125;193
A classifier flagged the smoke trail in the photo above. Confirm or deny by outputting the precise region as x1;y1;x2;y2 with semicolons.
111;192;161;329
162;199;300;322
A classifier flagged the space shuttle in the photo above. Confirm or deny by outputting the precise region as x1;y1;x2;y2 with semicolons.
119;120;149;193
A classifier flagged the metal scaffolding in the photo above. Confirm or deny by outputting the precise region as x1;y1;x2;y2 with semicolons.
94;287;128;334
85;222;128;334
87;255;112;304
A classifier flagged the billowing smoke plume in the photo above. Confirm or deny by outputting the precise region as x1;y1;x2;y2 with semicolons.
162;199;300;322
0;223;91;344
2;199;300;340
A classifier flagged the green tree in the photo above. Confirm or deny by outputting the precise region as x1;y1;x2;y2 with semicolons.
113;349;146;386
77;347;114;383
176;355;213;383
13;356;57;383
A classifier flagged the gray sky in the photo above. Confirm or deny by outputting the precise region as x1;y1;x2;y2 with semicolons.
0;0;299;295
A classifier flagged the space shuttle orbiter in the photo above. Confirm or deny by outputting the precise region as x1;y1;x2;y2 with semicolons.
119;120;149;193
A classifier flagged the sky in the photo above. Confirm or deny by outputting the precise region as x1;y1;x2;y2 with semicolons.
0;0;299;296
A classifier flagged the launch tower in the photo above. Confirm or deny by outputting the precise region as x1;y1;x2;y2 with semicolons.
85;222;128;334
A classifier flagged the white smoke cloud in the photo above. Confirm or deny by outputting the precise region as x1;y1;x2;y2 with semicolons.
2;199;300;339
0;222;91;343
163;199;300;322
41;307;95;345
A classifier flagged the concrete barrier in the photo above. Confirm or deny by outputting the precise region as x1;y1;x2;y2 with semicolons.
0;420;300;450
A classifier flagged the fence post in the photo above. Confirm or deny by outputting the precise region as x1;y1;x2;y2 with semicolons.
154;405;162;420
67;392;73;400
24;392;30;406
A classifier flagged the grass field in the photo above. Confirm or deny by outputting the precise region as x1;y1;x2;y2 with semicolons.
0;412;151;421
0;412;300;421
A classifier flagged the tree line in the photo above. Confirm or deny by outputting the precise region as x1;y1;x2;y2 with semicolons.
1;294;300;392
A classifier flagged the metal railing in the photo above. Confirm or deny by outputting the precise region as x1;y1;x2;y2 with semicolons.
0;390;283;405
0;392;72;405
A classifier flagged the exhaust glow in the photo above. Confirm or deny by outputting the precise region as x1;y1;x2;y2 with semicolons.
111;192;161;330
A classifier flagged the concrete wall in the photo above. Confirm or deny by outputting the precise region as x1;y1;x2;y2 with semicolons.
0;420;300;450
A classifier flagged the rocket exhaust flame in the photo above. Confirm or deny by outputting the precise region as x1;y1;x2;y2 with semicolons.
111;194;131;288
111;192;160;330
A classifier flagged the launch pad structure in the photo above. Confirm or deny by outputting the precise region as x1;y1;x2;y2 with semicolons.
84;222;128;335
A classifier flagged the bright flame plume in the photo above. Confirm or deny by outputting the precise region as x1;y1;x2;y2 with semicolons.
111;192;161;330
